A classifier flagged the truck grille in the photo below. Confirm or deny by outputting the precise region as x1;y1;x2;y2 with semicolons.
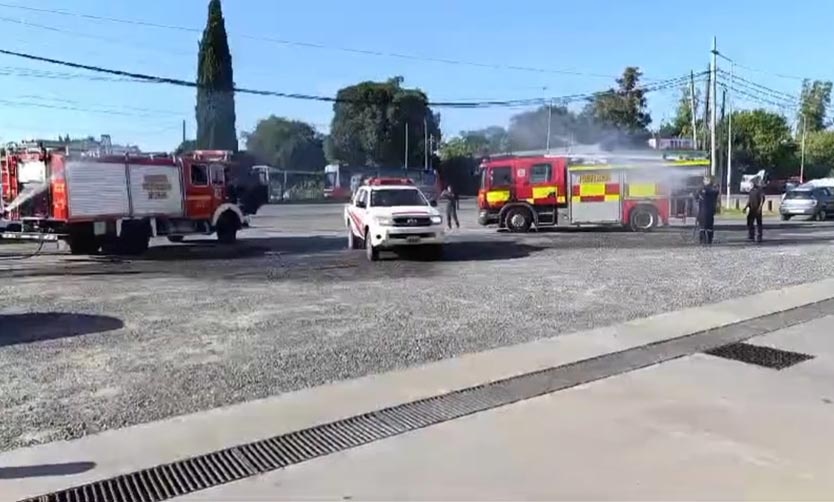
393;216;431;227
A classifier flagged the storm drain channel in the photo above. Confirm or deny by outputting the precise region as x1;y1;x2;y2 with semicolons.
23;298;834;502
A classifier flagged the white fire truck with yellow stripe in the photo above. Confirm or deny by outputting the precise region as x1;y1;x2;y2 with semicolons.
477;153;709;232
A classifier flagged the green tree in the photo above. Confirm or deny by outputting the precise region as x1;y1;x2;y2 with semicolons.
666;85;701;139
196;0;237;151
803;130;834;179
589;66;652;136
731;109;797;177
798;79;832;133
440;126;509;159
328;77;440;167
175;139;198;154
242;116;326;171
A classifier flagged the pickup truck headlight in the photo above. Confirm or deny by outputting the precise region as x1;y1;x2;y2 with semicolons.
374;216;394;226
430;216;442;225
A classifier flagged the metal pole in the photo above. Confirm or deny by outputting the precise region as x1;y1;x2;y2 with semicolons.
726;62;733;208
404;122;409;171
689;70;698;149
710;36;718;178
182;119;186;144
800;113;807;183
423;117;428;170
546;98;553;153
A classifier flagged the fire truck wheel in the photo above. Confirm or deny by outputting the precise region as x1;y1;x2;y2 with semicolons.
216;212;239;244
629;205;658;232
505;207;532;233
68;235;99;255
364;229;379;261
117;224;150;255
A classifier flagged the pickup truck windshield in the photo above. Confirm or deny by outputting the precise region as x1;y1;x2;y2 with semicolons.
370;189;427;207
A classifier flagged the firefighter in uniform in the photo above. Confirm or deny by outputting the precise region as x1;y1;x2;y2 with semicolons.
439;185;460;229
744;177;765;242
696;175;719;245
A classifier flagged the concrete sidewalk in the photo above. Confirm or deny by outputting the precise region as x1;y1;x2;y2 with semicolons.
190;315;834;500
3;279;834;501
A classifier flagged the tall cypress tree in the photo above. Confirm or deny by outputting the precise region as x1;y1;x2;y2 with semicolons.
196;0;237;151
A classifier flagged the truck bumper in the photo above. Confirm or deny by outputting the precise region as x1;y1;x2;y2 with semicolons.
478;210;499;226
369;227;445;249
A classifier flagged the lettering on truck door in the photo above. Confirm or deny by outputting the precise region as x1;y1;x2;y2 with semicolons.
569;168;623;224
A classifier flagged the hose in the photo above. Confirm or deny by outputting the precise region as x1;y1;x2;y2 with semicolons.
0;232;50;260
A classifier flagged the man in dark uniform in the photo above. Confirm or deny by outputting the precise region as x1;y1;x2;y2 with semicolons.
744;177;765;242
439;185;460;229
696;175;719;245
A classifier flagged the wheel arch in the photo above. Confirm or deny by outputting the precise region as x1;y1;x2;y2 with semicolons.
212;203;244;228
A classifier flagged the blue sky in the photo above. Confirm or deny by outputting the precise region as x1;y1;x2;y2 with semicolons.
0;0;830;151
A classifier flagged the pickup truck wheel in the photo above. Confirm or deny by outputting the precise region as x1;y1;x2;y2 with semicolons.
816;210;828;221
781;214;792;221
505;207;532;233
364;229;379;261
347;224;361;249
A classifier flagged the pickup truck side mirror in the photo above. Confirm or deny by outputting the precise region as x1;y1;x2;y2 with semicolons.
430;200;437;207
355;201;366;209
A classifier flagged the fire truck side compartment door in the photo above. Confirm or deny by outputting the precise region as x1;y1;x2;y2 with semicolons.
128;163;185;218
66;160;131;219
569;168;623;224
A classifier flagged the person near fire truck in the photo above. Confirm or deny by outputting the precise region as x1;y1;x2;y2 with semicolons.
439;185;460;229
744;176;765;243
696;175;719;245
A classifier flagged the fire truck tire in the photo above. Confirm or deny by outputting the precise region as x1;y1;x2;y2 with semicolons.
68;234;99;255
364;228;379;261
629;205;659;232
216;212;239;244
116;222;150;255
505;207;533;233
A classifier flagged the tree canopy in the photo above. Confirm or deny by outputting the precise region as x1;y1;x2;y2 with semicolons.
327;77;440;167
588;67;652;137
242;116;326;172
798;79;832;133
196;0;237;151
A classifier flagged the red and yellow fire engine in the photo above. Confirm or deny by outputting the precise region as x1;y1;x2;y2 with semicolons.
477;153;709;232
1;145;267;254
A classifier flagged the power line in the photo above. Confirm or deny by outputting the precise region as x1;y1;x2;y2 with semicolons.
717;69;798;102
0;47;703;109
0;2;630;80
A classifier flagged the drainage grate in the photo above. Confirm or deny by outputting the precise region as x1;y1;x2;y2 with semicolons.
22;298;834;502
705;342;814;369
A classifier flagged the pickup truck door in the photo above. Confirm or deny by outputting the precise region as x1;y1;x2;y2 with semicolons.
347;188;368;236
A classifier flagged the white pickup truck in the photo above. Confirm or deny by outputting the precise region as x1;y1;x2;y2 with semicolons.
344;178;446;261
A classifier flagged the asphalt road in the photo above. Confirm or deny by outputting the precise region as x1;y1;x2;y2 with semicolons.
3;202;834;451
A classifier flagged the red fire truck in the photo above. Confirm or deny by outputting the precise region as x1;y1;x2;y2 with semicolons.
477;153;709;232
1;145;267;254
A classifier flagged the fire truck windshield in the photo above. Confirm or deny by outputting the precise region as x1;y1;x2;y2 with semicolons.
488;166;512;188
370;188;428;207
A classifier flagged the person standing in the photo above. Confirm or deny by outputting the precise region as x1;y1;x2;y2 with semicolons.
696;176;719;245
439;185;460;229
744;177;765;242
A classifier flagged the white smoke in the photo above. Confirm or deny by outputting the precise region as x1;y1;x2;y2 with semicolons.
3;181;49;214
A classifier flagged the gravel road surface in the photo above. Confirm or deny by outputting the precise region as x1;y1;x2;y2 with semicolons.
2;202;834;451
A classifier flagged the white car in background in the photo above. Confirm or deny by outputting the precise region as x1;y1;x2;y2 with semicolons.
344;178;446;261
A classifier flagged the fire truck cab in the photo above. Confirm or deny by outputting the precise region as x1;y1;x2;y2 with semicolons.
478;153;709;232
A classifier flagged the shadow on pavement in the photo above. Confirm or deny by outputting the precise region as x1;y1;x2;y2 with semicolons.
0;313;123;347
396;241;544;262
0;462;96;479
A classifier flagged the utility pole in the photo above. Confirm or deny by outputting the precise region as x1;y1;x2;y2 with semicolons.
182;119;186;144
725;62;734;208
710;36;718;178
800;113;807;183
423;117;428;170
689;70;698;149
404;122;409;171
546;98;553;153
